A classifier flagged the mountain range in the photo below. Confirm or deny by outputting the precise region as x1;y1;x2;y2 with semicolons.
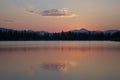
0;27;120;41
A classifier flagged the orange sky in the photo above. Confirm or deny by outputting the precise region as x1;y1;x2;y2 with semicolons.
0;0;120;32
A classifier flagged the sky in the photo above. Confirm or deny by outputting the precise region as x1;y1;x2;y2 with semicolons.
0;0;120;32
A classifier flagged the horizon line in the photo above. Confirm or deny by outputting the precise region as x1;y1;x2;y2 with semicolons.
0;27;120;33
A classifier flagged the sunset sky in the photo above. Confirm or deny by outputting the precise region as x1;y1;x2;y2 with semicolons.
0;0;120;32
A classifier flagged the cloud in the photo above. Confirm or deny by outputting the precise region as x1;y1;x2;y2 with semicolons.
4;20;15;23
3;19;23;23
26;8;77;18
41;9;70;16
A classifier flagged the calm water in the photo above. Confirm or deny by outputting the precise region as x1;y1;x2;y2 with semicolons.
0;41;120;80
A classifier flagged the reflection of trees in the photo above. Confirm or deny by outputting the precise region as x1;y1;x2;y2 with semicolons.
0;47;40;52
0;46;119;52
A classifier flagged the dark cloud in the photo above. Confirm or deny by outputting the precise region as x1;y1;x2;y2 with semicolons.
27;10;35;13
41;9;68;16
26;8;77;17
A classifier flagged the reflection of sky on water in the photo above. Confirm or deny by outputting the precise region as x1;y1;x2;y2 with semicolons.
0;45;120;52
41;62;67;72
0;41;120;80
40;61;76;72
26;61;77;74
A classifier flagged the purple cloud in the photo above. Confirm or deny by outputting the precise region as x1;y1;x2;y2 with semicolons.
41;9;68;16
26;8;77;17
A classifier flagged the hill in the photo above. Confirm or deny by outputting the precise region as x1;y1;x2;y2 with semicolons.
0;28;120;41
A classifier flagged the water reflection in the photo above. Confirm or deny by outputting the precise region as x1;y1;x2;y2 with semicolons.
0;41;120;80
41;62;67;72
40;61;77;72
27;61;77;73
0;45;120;52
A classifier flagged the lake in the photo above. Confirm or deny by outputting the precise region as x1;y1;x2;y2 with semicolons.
0;41;120;80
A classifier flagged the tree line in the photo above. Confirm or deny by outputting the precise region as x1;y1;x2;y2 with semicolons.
0;28;120;41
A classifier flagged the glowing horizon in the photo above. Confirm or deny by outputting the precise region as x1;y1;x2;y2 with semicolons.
0;0;120;32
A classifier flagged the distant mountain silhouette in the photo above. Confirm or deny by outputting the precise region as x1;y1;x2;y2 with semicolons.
0;27;120;41
69;28;90;34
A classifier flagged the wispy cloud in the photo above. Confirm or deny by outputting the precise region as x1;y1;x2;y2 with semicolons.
3;19;23;23
4;20;15;23
26;8;77;18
